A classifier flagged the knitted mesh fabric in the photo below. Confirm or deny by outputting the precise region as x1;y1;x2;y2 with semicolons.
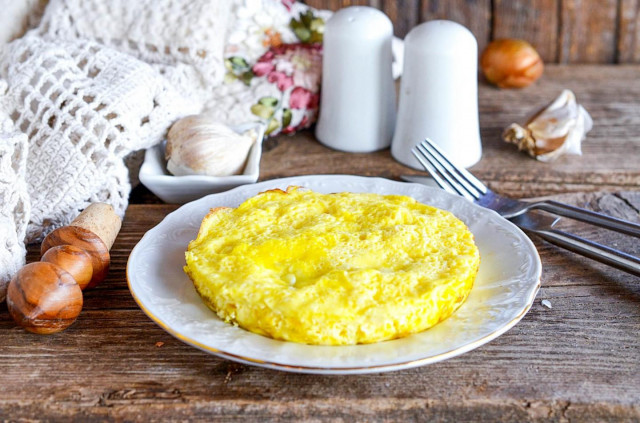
0;36;200;242
37;0;230;103
0;108;29;302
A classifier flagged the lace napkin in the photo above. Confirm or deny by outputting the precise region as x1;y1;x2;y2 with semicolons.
0;0;340;299
0;110;29;302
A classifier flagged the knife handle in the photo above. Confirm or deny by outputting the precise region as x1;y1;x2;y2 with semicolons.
533;200;640;238
532;228;640;277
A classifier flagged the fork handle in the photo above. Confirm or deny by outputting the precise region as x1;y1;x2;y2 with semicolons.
532;200;640;237
531;228;640;277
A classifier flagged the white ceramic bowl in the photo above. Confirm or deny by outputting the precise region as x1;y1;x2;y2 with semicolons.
139;122;265;204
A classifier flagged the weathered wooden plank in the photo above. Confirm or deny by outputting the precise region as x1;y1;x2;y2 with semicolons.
0;398;637;422
618;0;640;62
1;257;638;420
304;0;371;11
4;65;640;422
381;0;420;37
558;0;618;63
420;0;492;53
300;2;628;64
493;0;559;62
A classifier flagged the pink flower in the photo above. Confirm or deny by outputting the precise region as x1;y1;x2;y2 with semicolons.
253;43;323;92
289;87;318;110
268;71;294;91
252;61;275;77
281;125;296;134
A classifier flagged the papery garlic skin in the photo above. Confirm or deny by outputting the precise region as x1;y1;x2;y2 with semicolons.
166;115;256;177
503;90;592;162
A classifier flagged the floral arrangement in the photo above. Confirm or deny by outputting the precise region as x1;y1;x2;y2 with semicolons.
207;0;331;136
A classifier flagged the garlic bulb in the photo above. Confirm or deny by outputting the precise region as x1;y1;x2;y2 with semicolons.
502;90;592;162
165;115;256;177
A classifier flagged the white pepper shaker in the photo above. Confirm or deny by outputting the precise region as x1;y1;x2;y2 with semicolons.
391;20;482;169
315;7;396;153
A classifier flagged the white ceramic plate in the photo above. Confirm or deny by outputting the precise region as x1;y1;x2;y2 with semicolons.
139;122;265;204
127;175;541;374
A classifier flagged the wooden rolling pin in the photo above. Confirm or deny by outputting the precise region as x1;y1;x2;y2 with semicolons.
6;203;122;334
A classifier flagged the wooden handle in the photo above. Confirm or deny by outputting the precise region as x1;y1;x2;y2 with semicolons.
7;203;123;334
70;203;122;250
7;262;83;334
41;203;122;289
42;226;110;289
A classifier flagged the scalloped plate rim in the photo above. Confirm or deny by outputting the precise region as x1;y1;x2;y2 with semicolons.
127;175;542;374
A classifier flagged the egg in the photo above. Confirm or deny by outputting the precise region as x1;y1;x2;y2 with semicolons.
185;187;480;345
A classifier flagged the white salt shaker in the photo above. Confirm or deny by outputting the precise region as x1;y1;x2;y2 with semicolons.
315;7;396;153
391;20;482;169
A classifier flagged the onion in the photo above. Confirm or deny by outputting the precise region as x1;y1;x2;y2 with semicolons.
480;39;544;88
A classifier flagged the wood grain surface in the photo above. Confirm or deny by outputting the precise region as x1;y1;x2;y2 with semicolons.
558;0;618;63
2;65;640;421
493;0;559;62
305;0;640;63
619;0;640;62
420;0;492;55
382;0;421;38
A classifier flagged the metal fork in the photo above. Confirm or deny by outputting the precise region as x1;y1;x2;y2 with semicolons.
410;138;640;276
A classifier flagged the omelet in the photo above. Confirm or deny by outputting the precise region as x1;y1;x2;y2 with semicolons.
185;187;480;345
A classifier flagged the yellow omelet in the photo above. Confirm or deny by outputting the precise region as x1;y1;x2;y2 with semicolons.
185;187;480;345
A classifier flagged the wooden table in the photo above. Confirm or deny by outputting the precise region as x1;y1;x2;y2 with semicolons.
1;65;639;421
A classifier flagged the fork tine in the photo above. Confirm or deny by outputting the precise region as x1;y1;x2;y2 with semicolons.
412;144;477;202
411;147;455;193
422;138;487;194
420;140;484;199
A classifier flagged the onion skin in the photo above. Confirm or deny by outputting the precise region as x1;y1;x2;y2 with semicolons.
480;39;544;88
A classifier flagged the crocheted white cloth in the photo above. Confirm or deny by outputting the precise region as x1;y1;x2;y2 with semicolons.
0;0;47;44
38;0;231;104
0;109;29;302
0;0;232;303
0;0;341;301
0;36;200;242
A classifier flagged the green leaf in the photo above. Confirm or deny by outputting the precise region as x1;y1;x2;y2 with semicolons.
290;17;303;30
291;12;322;43
258;96;279;107
301;10;313;27
229;56;250;72
310;18;324;33
251;103;275;119
308;32;323;44
240;70;254;86
293;27;311;43
282;108;292;128
265;118;280;135
224;72;237;84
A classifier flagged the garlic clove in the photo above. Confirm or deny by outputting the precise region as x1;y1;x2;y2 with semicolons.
502;90;592;162
166;115;256;177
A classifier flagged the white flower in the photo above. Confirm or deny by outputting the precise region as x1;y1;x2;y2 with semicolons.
226;0;298;62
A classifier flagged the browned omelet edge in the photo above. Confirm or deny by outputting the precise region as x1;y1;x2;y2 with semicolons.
185;187;301;326
187;187;298;249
